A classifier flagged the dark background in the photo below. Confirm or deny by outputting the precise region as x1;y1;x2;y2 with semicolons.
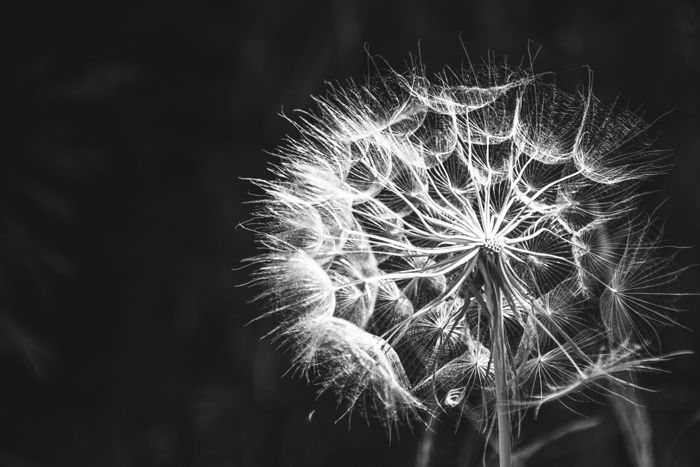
4;1;700;466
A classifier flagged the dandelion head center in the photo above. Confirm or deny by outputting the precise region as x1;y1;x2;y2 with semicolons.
481;236;505;255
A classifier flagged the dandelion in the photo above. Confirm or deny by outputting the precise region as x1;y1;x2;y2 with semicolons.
244;57;683;466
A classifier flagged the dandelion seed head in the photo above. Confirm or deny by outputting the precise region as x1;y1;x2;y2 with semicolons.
246;57;683;429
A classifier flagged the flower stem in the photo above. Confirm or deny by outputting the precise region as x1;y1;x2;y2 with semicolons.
415;415;437;467
481;259;511;467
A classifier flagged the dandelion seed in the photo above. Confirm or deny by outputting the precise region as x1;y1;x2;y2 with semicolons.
244;55;685;465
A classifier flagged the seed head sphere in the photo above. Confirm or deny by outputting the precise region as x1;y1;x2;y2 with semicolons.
246;60;681;429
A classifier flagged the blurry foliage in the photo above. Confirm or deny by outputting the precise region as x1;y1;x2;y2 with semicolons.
2;0;699;466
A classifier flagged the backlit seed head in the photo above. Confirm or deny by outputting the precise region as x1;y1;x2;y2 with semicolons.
245;58;683;430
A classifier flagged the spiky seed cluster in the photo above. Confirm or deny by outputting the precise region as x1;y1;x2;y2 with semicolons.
247;62;680;428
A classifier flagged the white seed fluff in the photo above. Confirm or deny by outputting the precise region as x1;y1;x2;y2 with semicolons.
246;60;681;429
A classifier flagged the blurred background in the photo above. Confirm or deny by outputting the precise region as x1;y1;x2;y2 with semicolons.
3;1;700;466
